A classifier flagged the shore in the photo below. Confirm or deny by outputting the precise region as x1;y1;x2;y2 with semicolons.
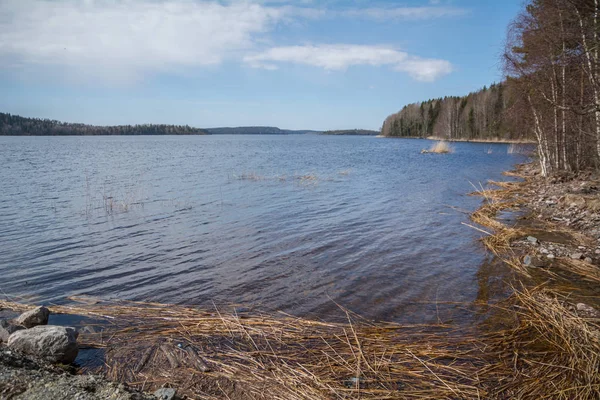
1;161;599;399
376;134;536;144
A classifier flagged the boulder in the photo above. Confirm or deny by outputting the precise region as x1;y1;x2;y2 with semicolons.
570;253;584;260
7;325;79;364
14;306;50;328
0;319;25;343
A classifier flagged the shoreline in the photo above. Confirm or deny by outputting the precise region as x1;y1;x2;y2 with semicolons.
1;161;599;399
376;134;536;144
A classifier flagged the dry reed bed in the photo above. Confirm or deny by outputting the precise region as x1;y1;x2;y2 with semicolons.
421;141;453;154
481;287;600;400
3;286;600;399
0;299;487;399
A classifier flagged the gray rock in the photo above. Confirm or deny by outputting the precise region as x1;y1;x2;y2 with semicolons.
15;306;50;328
8;325;79;364
585;257;593;263
547;254;555;259
570;253;584;260
154;388;177;400
0;319;25;343
523;255;546;268
576;303;600;317
595;249;600;255
527;236;538;244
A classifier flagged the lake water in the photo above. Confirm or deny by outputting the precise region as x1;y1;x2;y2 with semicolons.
0;135;527;324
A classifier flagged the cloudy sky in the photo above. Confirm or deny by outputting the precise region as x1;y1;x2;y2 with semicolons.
0;0;522;130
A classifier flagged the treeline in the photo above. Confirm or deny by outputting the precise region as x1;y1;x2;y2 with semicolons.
504;0;600;175
322;129;379;135
204;126;318;135
0;113;208;136
381;83;531;141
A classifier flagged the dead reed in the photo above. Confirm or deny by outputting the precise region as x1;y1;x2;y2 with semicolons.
0;298;488;399
481;287;600;400
3;284;600;399
422;141;453;154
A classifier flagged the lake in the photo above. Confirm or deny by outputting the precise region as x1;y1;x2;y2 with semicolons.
0;135;527;324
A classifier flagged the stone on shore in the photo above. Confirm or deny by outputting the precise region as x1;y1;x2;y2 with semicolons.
523;255;546;268
570;253;583;260
154;388;177;400
576;303;600;318
7;326;79;364
14;306;50;328
0;320;25;343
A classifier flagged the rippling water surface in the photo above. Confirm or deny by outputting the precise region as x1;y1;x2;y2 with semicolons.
0;135;527;323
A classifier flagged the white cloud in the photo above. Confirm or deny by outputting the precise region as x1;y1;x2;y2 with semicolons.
0;1;459;83
244;45;453;82
0;0;282;82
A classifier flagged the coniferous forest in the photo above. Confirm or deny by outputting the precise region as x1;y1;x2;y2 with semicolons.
380;83;532;142
0;112;208;136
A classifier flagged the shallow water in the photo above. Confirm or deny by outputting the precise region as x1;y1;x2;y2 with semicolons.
0;135;527;323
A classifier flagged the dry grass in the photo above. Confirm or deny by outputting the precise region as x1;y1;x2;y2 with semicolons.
3;285;600;399
422;141;453;154
467;181;527;274
482;287;600;400
0;298;487;400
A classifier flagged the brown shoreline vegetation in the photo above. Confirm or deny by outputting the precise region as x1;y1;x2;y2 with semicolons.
1;162;599;399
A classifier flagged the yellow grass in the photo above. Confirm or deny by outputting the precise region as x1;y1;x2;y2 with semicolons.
2;284;600;399
422;141;453;154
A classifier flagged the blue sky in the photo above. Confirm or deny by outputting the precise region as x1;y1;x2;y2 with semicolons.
0;0;522;130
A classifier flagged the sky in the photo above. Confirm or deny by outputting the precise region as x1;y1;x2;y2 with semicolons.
0;0;524;130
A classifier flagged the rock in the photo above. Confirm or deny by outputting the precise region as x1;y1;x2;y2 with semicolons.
523;255;546;267
0;320;25;343
576;303;600;317
595;249;600;255
154;388;177;400
14;306;50;328
527;236;539;245
547;254;555;259
540;248;549;254
570;253;584;260
7;325;79;364
585;257;593;263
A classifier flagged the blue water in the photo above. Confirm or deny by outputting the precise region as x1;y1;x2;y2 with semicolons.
0;135;526;323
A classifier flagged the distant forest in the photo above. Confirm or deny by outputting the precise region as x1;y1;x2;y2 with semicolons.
381;83;532;141
0;113;326;136
204;127;319;135
322;129;379;135
0;112;208;136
